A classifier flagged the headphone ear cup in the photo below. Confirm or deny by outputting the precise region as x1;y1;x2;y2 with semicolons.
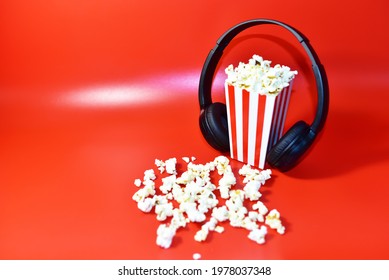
199;102;230;152
267;121;316;172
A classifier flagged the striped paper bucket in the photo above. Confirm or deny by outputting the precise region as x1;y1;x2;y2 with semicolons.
225;81;293;169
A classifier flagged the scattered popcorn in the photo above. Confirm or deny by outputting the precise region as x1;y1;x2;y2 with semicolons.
134;178;142;187
228;206;248;228
180;201;206;223
214;226;224;233
143;169;156;181
243;180;262;201
193;253;201;260
242;216;259;230
218;171;236;199
154;194;169;205
211;206;229;222
252;201;268;216
171;183;185;203
187;210;206;223
165;192;173;200
156;224;177;249
214;155;231;175
155;159;165;173
248;211;264;223
226;190;245;211
194;217;221;242
131;155;287;249
187;161;215;182
155;201;174;221
197;190;218;213
265;209;285;234
132;180;155;203
225;54;298;96
160;175;177;194
137;197;155;213
258;169;272;183
248;225;268;244
239;165;272;185
165;158;177;175
175;170;195;185
203;217;218;231
194;227;209;242
170;208;188;229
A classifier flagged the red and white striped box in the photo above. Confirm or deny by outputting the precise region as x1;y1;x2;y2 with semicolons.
225;81;293;169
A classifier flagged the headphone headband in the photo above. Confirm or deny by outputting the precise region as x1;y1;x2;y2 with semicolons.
198;18;329;133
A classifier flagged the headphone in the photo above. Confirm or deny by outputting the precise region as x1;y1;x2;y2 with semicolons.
198;19;329;172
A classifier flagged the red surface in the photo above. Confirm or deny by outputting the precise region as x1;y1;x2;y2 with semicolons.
1;0;389;260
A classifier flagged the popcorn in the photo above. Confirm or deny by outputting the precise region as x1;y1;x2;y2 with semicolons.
143;169;156;181
227;191;248;228
155;159;165;173
182;157;190;163
248;211;264;223
194;218;219;242
258;169;272;183
137;197;156;213
134;179;142;187
225;54;298;95
214;156;231;175
228;206;248;228
214;226;224;233
131;156;287;249
155;201;174;221
187;162;215;182
180;201;206;223
155;158;178;175
132;181;155;203
165;158;177;175
239;165;272;185
265;209;285;234
171;184;185;203
226;190;245;211
182;156;196;164
242;216;259;230
176;170;195;185
156;224;177;249
252;201;268;216
160;175;177;194
154;194;169;205
248;225;268;244
203;217;218;231
193;253;201;260
211;206;229;222
218;171;236;199
243;180;262;201
197;190;218;213
170;208;188;229
194;227;209;242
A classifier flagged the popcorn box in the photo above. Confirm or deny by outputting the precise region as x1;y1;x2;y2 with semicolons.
225;81;293;169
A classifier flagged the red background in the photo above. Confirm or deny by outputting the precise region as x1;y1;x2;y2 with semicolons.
1;0;388;259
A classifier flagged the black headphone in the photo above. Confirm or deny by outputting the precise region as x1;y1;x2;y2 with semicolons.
198;19;329;172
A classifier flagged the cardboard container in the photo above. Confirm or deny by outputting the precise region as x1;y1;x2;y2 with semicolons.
225;81;293;169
